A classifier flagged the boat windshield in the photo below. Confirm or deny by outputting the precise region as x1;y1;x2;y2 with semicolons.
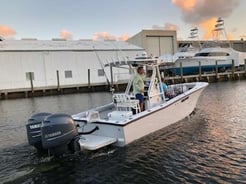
194;52;230;57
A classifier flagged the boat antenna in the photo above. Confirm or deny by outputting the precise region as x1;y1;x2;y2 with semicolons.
110;40;125;61
92;44;111;86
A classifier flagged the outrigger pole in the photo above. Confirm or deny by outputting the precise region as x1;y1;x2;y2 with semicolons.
93;45;111;86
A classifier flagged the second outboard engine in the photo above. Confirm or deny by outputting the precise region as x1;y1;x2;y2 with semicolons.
41;113;80;156
26;112;52;152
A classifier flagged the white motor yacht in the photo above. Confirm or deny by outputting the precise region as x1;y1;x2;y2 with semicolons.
167;18;246;75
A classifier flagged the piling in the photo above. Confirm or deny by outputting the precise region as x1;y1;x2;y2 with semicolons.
56;70;60;91
215;60;219;80
4;92;8;100
180;62;183;82
110;64;114;90
199;61;201;81
88;69;91;88
245;59;246;74
232;60;235;79
29;72;34;94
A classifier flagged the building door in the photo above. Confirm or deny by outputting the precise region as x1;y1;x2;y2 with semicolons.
146;36;174;57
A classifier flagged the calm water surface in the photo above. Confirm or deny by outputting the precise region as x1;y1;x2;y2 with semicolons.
0;81;246;184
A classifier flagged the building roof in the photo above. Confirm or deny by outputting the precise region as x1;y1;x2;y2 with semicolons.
0;39;144;51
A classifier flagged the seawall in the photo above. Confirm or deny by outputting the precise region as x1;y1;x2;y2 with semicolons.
0;71;245;100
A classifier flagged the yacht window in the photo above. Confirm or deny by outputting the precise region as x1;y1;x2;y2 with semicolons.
195;53;209;57
208;52;229;56
195;52;230;57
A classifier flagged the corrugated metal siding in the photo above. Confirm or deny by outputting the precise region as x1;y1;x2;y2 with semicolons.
0;40;145;90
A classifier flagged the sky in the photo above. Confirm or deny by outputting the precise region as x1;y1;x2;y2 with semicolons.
0;0;245;41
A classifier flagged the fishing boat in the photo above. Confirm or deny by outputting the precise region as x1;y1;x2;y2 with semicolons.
167;18;246;75
168;46;246;75
159;27;201;63
26;56;208;156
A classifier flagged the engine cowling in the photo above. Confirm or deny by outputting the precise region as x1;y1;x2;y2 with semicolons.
41;113;80;156
26;112;52;152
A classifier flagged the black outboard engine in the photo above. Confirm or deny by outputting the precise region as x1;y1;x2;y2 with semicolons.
41;113;80;156
26;112;52;152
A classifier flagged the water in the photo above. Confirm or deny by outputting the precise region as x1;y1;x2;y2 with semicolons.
0;81;246;184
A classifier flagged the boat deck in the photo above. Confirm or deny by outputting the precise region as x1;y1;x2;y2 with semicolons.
72;83;196;125
79;134;117;150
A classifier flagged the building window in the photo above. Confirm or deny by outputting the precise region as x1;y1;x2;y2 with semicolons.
26;72;35;80
98;69;105;76
65;70;72;78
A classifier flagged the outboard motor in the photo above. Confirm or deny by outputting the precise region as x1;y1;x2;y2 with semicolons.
26;112;52;152
41;113;80;156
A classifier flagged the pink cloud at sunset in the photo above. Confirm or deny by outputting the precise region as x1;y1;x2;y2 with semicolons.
152;23;179;31
92;32;129;41
118;33;129;41
0;25;16;38
172;0;240;40
59;30;73;39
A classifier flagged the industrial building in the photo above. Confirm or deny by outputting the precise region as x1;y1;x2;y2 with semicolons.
127;29;177;57
0;29;178;97
0;39;144;95
0;29;245;99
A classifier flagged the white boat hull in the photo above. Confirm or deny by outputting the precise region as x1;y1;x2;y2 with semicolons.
122;87;203;145
75;82;207;148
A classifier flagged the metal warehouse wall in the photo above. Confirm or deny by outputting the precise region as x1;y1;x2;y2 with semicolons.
0;44;144;91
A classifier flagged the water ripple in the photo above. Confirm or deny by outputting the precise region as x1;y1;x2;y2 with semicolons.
1;82;246;183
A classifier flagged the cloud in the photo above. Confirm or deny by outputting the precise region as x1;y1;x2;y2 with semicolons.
198;18;217;39
59;30;73;39
172;0;197;12
152;23;179;31
0;25;16;38
172;0;240;24
227;33;234;40
92;32;116;41
172;0;240;39
92;32;129;41
118;33;129;41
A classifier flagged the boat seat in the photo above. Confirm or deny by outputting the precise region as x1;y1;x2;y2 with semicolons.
112;93;141;113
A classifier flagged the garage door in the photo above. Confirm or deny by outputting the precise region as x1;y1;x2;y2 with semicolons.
146;36;174;57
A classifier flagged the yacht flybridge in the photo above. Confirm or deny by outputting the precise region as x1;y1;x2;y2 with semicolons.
26;56;208;156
